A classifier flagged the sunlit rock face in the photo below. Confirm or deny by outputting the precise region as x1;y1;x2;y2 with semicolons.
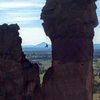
0;24;41;100
41;0;98;100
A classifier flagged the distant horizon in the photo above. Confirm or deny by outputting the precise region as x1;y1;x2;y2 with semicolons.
22;42;51;46
22;42;100;46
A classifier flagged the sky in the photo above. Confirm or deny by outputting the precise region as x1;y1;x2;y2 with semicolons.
0;0;100;45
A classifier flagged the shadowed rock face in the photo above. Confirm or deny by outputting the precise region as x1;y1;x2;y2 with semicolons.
0;24;22;61
0;24;41;100
41;0;98;100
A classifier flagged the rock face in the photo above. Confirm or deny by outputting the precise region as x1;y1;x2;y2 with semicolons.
0;24;41;100
41;0;98;100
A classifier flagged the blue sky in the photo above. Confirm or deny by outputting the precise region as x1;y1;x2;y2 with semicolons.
0;0;100;45
94;1;100;44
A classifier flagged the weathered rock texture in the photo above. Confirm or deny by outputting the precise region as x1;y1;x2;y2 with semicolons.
0;24;41;100
41;0;98;100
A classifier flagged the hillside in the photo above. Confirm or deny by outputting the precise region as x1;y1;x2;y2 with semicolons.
22;42;51;51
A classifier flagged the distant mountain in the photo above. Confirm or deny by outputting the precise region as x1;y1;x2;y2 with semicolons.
22;43;100;52
22;42;51;51
34;42;51;48
94;44;100;50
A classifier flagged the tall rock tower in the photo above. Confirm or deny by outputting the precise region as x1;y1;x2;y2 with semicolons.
41;0;98;100
0;24;41;100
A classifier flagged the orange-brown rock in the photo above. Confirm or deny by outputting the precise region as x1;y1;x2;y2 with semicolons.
0;24;41;100
41;0;98;100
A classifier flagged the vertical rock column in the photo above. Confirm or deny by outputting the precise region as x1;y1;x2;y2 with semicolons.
41;0;98;100
0;24;41;100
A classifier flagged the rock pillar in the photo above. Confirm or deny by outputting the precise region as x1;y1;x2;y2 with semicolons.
0;24;41;100
41;0;98;100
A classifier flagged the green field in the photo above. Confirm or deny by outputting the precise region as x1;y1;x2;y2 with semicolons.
93;93;100;100
24;50;100;98
40;60;51;70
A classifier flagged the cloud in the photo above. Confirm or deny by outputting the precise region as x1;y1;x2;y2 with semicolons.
0;0;43;27
94;27;100;43
96;1;100;25
14;17;40;21
0;2;33;8
0;0;99;45
18;20;42;28
0;2;44;9
19;27;50;45
94;0;100;44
